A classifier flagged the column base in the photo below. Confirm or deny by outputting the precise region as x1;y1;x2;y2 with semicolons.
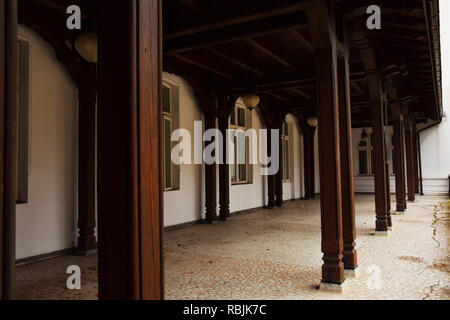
76;248;98;257
344;268;359;278
393;210;406;215
318;281;346;293
374;230;390;236
202;219;218;225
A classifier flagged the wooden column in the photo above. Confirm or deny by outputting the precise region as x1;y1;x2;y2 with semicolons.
370;84;389;232
218;114;230;221
391;102;407;212
337;47;357;270
0;0;17;300
302;125;316;200
384;100;392;227
412;123;420;194
218;97;234;221
97;0;163;300
304;1;345;285
267;127;276;208
77;65;97;253
355;25;390;232
275;121;284;208
403;106;416;202
204;112;217;223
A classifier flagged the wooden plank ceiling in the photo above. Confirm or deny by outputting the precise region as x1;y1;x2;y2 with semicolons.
18;0;442;127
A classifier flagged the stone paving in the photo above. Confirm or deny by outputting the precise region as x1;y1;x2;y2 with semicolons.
16;195;450;300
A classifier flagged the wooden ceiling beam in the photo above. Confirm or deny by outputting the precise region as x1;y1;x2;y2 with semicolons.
205;47;264;77
164;2;304;40
248;39;297;71
289;88;313;100
170;53;234;80
290;30;314;53
164;12;308;54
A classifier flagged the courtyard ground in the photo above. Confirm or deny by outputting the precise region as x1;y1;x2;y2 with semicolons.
16;195;450;300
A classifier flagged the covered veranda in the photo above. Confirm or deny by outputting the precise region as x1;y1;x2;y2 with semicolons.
0;0;444;299
15;195;450;300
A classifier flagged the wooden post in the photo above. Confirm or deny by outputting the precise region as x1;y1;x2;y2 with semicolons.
0;0;18;300
370;86;389;232
354;24;390;232
302;125;316;200
204;112;217;223
304;0;345;285
384;100;392;227
266;126;276;208
218;96;234;221
97;0;164;300
412;123;420;194
337;48;357;270
275;121;284;208
403;106;416;202
391;102;407;212
77;64;97;254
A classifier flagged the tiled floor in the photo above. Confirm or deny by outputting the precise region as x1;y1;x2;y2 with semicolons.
16;195;450;300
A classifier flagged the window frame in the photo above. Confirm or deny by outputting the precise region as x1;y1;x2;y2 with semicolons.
357;132;373;176
229;104;249;185
281;121;290;182
162;83;175;191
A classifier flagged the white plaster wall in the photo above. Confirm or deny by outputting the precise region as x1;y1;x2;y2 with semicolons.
417;1;450;196
16;26;78;260
282;114;303;201
163;73;203;227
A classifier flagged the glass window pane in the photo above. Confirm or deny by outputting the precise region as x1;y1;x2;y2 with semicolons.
163;85;171;113
239;164;247;182
231;137;237;182
359;138;367;147
164;119;172;188
237;107;246;127
359;150;368;175
230;108;236;126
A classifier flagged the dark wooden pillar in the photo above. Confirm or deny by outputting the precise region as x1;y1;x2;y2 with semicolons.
391;102;407;212
218;96;234;221
218;114;230;221
403;106;416;202
370;85;389;232
337;46;357;270
0;0;17;300
302;125;316;200
412;123;420;194
204;112;217;223
267;126;276;208
304;1;345;285
98;0;164;300
77;65;97;254
383;100;392;227
275;121;284;208
355;25;390;232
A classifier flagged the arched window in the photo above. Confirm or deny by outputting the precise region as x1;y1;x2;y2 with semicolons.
282;121;290;182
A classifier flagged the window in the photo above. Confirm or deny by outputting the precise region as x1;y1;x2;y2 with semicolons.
16;39;30;204
230;104;248;184
282;121;290;182
162;82;180;191
358;130;373;176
